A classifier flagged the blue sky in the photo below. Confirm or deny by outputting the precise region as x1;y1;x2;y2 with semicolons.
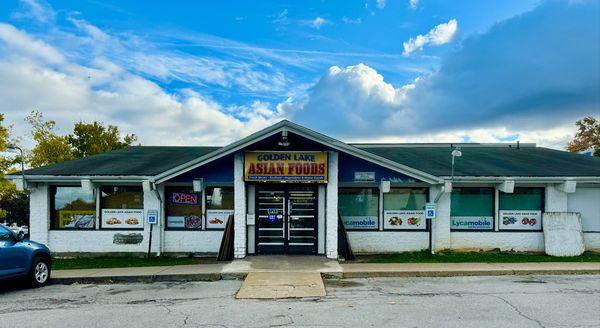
0;0;598;148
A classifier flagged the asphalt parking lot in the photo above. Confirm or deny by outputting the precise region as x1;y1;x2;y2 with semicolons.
0;274;598;328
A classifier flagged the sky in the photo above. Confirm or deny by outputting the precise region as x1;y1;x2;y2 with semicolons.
0;0;598;149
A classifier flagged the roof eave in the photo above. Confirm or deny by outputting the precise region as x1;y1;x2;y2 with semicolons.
154;120;442;184
6;174;154;183
440;176;600;183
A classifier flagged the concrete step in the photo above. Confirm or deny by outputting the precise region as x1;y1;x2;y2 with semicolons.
236;272;326;299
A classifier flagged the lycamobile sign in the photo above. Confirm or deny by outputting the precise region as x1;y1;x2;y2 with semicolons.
451;216;493;230
342;216;378;230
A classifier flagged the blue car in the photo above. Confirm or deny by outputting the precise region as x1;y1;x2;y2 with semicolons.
0;224;52;287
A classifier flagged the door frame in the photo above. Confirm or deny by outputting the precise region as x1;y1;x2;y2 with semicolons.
254;184;319;255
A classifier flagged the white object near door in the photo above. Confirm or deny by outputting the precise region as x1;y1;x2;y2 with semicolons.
543;212;585;256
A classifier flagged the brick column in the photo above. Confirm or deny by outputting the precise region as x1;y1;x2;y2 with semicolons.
233;152;247;258
29;184;50;246
325;151;338;259
546;184;568;212
430;184;451;251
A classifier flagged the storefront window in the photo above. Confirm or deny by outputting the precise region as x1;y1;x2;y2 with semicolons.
165;186;202;230
51;186;96;229
205;186;234;229
499;187;543;231
383;188;427;230
339;187;379;230
100;186;144;229
450;187;494;231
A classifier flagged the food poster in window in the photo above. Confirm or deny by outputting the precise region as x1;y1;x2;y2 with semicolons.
102;209;144;229
450;216;494;230
383;210;426;230
167;191;202;229
58;210;96;228
499;210;542;230
206;209;233;229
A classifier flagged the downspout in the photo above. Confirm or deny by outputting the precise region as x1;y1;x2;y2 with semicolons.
153;186;163;256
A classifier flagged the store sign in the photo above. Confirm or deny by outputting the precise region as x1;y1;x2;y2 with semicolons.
499;210;542;230
58;210;95;228
171;192;199;205
451;216;493;230
384;210;426;230
354;171;375;182
102;209;144;229
167;215;202;229
244;151;328;182
206;209;233;229
342;216;378;230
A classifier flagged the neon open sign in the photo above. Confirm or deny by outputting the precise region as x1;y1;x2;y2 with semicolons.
172;192;199;205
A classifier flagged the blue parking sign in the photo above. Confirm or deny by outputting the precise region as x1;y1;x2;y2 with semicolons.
425;203;436;219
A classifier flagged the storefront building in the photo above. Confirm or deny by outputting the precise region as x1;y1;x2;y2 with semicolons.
10;121;600;258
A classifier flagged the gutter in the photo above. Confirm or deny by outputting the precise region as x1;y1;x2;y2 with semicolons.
438;176;600;183
5;174;154;183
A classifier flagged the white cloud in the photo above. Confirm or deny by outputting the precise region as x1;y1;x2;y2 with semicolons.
10;0;55;24
402;19;458;55
0;23;282;147
376;0;386;9
310;17;328;29
0;23;64;65
409;0;419;10
342;16;362;25
289;59;588;149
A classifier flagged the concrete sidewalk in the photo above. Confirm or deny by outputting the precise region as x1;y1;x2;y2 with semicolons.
50;256;600;284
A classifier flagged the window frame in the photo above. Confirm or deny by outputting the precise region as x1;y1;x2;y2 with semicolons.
99;185;144;230
338;187;380;231
49;185;97;230
450;186;496;232
204;186;235;231
382;187;430;232
164;185;204;231
498;187;545;232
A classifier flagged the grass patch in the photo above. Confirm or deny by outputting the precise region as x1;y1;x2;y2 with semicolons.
357;250;600;263
52;256;218;270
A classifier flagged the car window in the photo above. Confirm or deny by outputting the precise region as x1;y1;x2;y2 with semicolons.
0;226;14;241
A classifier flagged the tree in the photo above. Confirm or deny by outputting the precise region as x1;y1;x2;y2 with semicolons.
567;116;600;157
0;114;28;224
68;121;137;158
25;111;74;168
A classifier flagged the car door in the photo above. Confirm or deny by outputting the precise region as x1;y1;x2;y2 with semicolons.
0;226;28;277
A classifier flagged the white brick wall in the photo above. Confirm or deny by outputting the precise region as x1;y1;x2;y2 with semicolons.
162;231;224;253
348;231;428;253
29;184;49;246
325;151;338;259
233;152;247;258
546;184;568;212
430;185;451;251
584;233;600;251
450;232;545;252
28;180;600;255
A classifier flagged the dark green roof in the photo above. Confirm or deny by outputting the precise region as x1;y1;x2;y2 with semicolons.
354;145;600;177
23;146;221;176
21;143;600;178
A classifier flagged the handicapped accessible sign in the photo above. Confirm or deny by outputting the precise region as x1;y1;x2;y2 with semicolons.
425;203;436;219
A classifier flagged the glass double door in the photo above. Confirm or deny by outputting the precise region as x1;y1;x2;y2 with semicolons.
256;186;317;254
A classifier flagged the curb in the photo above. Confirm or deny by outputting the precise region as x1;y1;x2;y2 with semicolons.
50;269;599;285
336;269;600;279
51;272;245;285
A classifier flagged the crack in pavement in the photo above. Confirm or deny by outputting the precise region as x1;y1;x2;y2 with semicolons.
490;294;546;328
